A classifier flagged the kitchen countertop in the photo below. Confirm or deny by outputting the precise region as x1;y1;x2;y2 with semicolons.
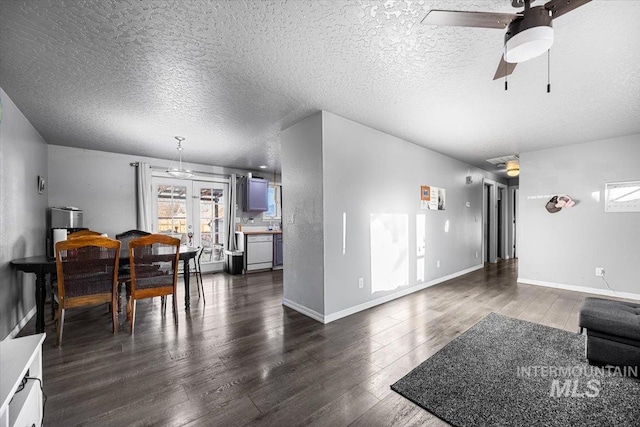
239;230;283;235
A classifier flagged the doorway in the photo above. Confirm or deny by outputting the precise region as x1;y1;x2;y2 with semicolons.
152;177;229;272
483;180;508;263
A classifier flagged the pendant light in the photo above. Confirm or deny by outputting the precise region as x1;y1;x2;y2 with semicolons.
166;136;194;179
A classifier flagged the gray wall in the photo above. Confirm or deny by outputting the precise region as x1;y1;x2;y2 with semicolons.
48;145;138;237
280;112;325;315
281;111;505;320
322;112;497;315
48;144;268;239
0;88;48;339
518;134;640;297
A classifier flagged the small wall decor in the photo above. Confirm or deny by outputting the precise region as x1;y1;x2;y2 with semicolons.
420;185;446;210
420;185;431;210
37;175;46;194
437;188;446;210
545;195;575;214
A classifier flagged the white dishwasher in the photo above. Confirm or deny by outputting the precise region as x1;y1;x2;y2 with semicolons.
246;234;273;271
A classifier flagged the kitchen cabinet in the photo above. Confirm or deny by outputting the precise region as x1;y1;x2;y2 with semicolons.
242;177;268;212
273;233;283;268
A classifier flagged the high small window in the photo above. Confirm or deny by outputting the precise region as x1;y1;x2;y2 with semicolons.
263;184;281;220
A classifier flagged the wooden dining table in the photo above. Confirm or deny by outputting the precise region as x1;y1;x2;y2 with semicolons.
11;246;200;334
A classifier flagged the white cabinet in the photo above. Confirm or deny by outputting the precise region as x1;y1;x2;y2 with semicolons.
0;333;45;427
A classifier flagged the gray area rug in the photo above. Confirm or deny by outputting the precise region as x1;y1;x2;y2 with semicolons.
391;313;640;426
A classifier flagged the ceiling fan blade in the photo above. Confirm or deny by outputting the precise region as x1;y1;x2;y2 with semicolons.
544;0;592;19
421;10;519;29
493;56;517;80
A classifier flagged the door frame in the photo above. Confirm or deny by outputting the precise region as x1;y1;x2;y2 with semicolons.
482;179;509;263
510;186;519;259
151;174;229;273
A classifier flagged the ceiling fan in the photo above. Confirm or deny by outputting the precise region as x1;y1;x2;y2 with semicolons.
421;0;592;81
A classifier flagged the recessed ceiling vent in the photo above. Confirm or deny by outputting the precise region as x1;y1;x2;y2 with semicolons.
486;154;519;166
487;154;520;177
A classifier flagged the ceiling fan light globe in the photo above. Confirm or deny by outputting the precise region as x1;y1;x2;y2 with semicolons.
166;168;194;179
504;25;553;63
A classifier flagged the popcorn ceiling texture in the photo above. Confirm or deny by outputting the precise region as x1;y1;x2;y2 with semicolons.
0;0;639;171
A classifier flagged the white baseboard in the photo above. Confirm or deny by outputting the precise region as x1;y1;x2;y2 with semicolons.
282;264;484;324
4;305;37;340
324;264;484;323
517;277;640;301
281;298;325;323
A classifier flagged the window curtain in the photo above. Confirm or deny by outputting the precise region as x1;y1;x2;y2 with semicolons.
226;173;238;253
136;162;152;232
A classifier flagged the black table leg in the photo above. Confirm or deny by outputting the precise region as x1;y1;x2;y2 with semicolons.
35;271;47;333
183;258;191;310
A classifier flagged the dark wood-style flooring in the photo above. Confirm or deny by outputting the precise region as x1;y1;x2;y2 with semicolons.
18;260;595;426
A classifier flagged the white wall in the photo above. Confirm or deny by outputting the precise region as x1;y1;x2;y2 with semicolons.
518;134;640;298
280;112;325;316
0;88;48;339
281;111;505;321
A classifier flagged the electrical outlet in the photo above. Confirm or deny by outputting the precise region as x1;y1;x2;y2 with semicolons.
475;251;479;258
288;213;295;224
436;260;441;268
595;267;605;277
358;277;364;289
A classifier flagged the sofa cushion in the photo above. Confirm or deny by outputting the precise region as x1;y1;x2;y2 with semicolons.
579;297;640;341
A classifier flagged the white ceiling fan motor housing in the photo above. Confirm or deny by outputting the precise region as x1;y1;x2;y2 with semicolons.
504;6;554;64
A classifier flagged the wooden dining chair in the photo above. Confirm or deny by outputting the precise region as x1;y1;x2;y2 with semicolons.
54;235;121;347
126;234;180;333
67;229;102;239
51;230;103;316
115;230;151;312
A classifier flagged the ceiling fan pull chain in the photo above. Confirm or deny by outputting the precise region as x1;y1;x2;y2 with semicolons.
504;46;508;91
547;49;551;93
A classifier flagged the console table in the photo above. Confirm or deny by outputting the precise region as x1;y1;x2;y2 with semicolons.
0;333;46;427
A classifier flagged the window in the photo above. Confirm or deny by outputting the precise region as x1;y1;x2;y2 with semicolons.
263;184;281;219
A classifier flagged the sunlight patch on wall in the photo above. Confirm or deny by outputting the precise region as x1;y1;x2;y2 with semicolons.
370;213;409;293
416;214;425;256
417;257;425;283
416;214;426;283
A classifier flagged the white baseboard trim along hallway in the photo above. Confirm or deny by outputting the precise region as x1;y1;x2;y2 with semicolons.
517;278;640;301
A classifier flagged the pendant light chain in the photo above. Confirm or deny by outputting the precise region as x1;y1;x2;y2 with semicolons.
167;136;194;179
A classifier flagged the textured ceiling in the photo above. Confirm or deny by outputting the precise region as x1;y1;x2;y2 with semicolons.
1;0;639;174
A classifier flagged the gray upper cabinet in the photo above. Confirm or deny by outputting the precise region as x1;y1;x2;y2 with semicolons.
243;177;268;212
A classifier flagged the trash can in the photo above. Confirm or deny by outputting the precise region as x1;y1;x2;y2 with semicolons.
225;250;244;275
